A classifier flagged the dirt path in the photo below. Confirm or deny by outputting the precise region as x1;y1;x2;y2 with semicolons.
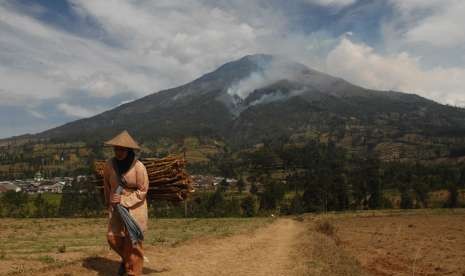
146;218;305;276
34;218;307;276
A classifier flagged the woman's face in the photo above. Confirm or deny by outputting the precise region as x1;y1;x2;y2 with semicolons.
113;146;129;160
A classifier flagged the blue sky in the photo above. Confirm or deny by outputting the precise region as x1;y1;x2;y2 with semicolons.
1;0;464;138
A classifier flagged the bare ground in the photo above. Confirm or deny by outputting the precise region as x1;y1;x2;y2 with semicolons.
146;218;306;276
3;211;465;276
26;218;309;276
333;211;465;276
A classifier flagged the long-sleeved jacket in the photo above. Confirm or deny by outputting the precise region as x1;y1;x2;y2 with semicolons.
103;158;149;236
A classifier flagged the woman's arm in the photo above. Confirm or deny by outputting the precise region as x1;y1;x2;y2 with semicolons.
120;163;149;208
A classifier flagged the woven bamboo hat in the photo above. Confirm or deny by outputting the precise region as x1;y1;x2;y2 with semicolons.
104;130;141;150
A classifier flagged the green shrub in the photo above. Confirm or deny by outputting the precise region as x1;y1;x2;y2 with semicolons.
240;195;259;217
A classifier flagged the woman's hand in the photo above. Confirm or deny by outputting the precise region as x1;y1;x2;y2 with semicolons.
111;194;121;205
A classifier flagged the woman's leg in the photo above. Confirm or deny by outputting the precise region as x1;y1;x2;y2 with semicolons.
107;233;125;258
108;234;127;275
122;237;144;276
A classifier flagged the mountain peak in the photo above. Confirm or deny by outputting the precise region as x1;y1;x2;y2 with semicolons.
238;53;274;68
233;54;310;76
194;53;275;85
195;54;321;91
156;53;357;116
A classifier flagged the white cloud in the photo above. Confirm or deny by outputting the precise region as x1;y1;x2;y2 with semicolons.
79;73;130;98
27;109;46;119
0;0;298;136
326;38;465;106
406;6;465;48
0;88;38;106
1;0;465;137
0;0;331;111
388;0;465;48
0;4;154;102
0;0;284;107
57;103;105;118
69;0;263;80
389;0;444;11
304;0;357;7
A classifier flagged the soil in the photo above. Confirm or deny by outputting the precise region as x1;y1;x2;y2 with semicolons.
334;212;465;276
2;211;465;276
27;218;308;276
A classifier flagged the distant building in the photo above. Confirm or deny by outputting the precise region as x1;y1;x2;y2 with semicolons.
0;182;21;193
38;182;64;193
191;175;237;191
191;175;216;190
34;172;44;182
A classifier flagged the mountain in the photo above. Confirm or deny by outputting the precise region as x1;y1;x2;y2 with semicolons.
5;54;465;163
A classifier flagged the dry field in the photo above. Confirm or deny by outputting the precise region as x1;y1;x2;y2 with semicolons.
331;209;465;276
0;210;464;275
0;217;273;275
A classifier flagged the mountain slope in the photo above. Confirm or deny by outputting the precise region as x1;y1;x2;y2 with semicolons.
14;54;465;161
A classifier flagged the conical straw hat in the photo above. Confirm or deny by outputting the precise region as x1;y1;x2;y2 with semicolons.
104;130;141;150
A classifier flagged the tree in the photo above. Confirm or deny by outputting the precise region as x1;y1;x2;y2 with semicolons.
207;188;226;216
332;173;350;211
250;182;259;195
351;176;367;209
259;179;285;210
58;178;103;217
290;193;305;214
302;177;325;212
400;188;413;209
365;159;382;209
34;194;51;218
412;176;429;208
236;178;245;194
444;183;459;208
1;191;30;217
59;180;81;217
459;166;465;188
240;195;259;217
219;178;229;192
216;148;236;180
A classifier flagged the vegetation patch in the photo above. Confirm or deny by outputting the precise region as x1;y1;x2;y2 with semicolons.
315;219;336;237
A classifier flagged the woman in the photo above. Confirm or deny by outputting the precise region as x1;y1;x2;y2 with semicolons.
103;130;149;276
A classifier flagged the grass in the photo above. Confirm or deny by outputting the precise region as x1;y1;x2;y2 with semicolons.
0;217;273;275
294;214;364;276
307;207;465;220
37;255;55;264
148;217;273;246
38;193;62;206
0;217;273;256
2;210;463;275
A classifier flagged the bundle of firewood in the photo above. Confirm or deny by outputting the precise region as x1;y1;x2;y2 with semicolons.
93;156;194;202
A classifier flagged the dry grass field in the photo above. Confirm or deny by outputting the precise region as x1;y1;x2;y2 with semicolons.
330;209;465;276
0;217;273;275
0;210;464;275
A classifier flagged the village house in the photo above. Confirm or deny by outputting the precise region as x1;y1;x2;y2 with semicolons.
191;175;238;191
0;181;21;193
